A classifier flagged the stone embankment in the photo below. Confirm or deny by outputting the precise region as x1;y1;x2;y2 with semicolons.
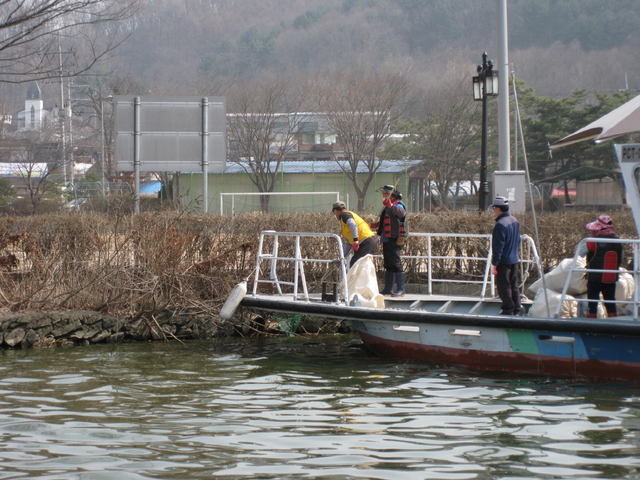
0;310;225;348
0;309;346;348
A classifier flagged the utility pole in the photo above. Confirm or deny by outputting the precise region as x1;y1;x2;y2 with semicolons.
58;43;68;185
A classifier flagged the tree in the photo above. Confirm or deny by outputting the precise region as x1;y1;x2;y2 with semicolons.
519;85;637;197
0;177;16;211
381;79;484;209
226;76;308;212
0;123;65;214
311;68;414;210
0;0;141;83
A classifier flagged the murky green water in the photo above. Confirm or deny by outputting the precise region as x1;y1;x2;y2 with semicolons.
1;334;640;479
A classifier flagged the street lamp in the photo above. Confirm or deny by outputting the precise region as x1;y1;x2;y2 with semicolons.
473;52;499;211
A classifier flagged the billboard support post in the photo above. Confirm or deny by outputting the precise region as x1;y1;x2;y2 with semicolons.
134;96;141;214
202;97;209;213
114;95;226;214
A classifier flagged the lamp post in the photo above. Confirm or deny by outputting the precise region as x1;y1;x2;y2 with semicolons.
473;52;499;211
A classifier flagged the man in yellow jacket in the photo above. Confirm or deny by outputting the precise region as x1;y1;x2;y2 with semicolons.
332;201;377;268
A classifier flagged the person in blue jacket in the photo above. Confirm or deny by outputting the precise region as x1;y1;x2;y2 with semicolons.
490;196;521;315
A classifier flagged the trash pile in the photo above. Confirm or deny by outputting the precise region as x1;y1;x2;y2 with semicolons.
527;257;634;318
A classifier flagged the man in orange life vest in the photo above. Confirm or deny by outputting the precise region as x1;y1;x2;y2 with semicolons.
369;185;408;296
578;215;622;318
332;201;377;268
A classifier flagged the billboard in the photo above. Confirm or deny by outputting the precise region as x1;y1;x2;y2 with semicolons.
114;96;226;173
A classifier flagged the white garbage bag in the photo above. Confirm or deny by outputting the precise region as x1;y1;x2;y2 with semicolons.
527;257;588;296
529;288;577;319
616;269;635;301
575;293;607;318
615;269;635;316
570;270;633;317
346;255;385;309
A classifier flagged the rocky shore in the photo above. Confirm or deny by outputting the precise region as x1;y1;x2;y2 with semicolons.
0;309;347;348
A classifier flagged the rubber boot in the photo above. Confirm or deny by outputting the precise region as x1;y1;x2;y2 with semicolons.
586;313;597;318
379;271;395;295
391;272;406;297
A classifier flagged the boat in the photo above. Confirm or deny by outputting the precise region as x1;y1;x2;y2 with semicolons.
226;144;640;382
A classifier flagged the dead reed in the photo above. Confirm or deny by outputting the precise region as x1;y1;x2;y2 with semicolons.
0;208;634;319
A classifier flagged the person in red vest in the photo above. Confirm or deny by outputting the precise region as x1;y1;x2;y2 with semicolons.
369;185;408;296
578;215;623;318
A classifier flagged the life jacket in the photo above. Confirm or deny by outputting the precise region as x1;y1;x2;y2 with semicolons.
586;234;622;283
340;211;375;244
377;202;408;238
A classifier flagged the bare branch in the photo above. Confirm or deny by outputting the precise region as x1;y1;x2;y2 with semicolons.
0;0;141;83
227;76;309;211
311;68;415;210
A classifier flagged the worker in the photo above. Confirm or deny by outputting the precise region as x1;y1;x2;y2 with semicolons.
332;201;377;268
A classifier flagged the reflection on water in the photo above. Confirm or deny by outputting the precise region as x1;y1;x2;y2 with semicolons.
0;334;640;479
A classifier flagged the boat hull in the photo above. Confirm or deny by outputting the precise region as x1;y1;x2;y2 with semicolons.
240;295;640;382
354;319;640;382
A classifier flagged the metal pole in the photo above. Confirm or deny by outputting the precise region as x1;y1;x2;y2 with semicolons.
496;0;510;171
100;98;106;197
58;43;67;185
67;76;74;182
201;97;209;213
479;53;490;212
134;96;141;215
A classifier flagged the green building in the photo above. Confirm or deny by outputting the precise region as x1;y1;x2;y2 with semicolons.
177;160;421;214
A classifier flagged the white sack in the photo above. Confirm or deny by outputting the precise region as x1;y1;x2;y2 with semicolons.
615;269;635;316
616;269;635;301
571;270;634;317
529;288;577;319
346;255;385;309
527;257;588;296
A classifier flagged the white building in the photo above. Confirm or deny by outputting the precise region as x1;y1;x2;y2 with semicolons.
16;81;50;131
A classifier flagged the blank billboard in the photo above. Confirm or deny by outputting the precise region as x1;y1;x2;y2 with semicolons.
114;96;226;173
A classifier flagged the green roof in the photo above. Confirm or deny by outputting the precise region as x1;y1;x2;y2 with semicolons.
537;166;621;183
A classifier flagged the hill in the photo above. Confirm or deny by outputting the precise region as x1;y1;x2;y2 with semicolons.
110;0;640;98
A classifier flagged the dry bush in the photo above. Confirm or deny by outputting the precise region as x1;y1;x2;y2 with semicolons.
0;209;634;318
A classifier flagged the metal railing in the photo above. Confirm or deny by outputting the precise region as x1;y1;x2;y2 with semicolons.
402;233;540;299
250;231;542;306
251;231;349;303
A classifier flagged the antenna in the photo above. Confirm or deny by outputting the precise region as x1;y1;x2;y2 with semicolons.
625;72;629;91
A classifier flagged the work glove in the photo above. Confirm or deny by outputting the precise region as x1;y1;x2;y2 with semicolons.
492;265;498;276
369;222;379;229
352;241;360;252
382;197;394;208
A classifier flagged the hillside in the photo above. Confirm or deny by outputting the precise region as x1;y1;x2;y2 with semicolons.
110;0;640;98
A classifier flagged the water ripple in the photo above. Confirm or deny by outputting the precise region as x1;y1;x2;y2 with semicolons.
0;336;639;479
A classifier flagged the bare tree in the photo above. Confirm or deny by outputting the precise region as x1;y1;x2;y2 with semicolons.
382;79;484;209
0;0;141;83
226;77;308;212
311;68;414;210
0;123;64;214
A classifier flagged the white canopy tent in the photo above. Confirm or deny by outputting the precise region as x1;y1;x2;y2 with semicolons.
550;94;640;149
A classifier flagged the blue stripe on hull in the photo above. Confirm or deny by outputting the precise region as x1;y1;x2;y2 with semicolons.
533;332;589;359
581;334;640;363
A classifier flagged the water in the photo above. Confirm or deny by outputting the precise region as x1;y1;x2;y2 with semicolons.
1;334;640;479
